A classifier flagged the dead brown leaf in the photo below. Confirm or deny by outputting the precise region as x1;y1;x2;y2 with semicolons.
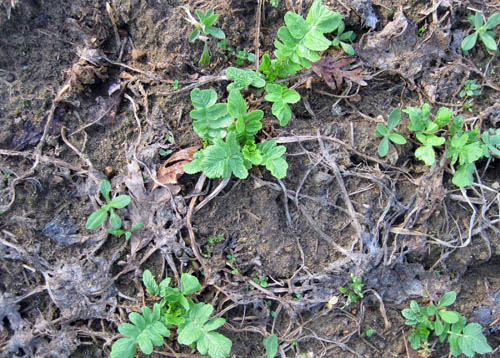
156;146;200;185
311;57;371;91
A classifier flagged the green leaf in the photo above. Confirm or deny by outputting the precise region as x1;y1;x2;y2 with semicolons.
284;12;310;40
191;88;217;108
143;270;159;296
378;137;389;157
205;26;225;39
109;195;131;209
434;315;444;336
439;310;461;324
449;334;461;356
226;67;266;92
131;223;144;232
486;13;500;29
118;323;141;339
473;12;484;29
340;41;355;55
462;323;493;354
200;42;211;66
434;107;453;127
137;333;153;354
227;90;247;119
415;145;436;166
129;312;146;330
178;321;205;345
203;317;226;332
242;141;263;165
197;331;232;358
86;208;108;230
303;29;331;51
190;89;232;143
181;273;202;295
479;32;497;51
375;123;389;137
258;140;288;179
306;0;342;33
110;337;137;358
109;209;122;229
184;151;204;175
438;291;456;308
263;334;278;358
452;163;475;187
388;133;406;145
408;333;421;350
265;83;300;126
201;133;248;179
387;108;401;130
462;32;478;53
100;180;111;202
189;28;201;42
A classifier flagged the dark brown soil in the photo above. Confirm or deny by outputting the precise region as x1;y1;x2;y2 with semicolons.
1;1;499;358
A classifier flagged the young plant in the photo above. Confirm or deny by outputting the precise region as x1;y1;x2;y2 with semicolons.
107;223;144;240
402;291;492;357
181;6;226;65
268;0;280;8
331;19;356;55
111;270;232;358
461;11;500;54
253;276;269;288
263;334;279;358
85;179;131;230
375;108;407;157
338;274;363;308
460;80;482;98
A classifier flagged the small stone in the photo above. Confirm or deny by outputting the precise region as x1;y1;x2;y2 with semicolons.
6;73;16;82
131;48;147;61
491;181;499;190
104;166;115;178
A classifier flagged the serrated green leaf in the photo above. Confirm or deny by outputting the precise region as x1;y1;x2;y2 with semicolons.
258;140;288;179
197;331;232;358
438;291;456;308
204;317;226;332
303;29;331;51
415;145;436;166
409;333;421;350
462;32;478;53
285;12;310;40
190;89;232;143
263;334;278;358
306;0;341;33
184;151;204;175
178;321;204;345
452;163;475;187
143;270;159;296
435;107;453;127
109;195;131;209
181;273;202;295
480;32;497;51
191;88;217;109
110;337;137;358
201;133;248;179
86;208;108;229
137;333;153;354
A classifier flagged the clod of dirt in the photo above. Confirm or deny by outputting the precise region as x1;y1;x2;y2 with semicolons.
351;0;379;29
365;263;452;304
472;288;500;334
355;9;448;83
43;257;117;321
0;293;23;331
42;217;81;246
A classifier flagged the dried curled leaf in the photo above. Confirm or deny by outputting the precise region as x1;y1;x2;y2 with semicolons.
156;146;200;184
311;57;371;91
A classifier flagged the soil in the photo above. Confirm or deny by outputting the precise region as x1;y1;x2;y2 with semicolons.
1;0;499;358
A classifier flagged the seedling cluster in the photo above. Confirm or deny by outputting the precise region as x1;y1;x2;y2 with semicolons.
111;270;232;358
402;291;492;357
461;11;500;54
339;274;364;308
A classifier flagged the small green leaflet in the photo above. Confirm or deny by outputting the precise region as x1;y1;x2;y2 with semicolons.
265;83;300;126
258;140;288;179
201;132;249;179
263;334;278;358
190;88;233;143
143;269;159;296
226;67;266;92
180;273;202;295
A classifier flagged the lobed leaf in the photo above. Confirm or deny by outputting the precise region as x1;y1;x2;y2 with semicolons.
201;132;248;179
110;337;137;358
258;140;288;179
181;273;202;295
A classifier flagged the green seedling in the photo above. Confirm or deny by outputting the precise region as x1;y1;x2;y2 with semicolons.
235;49;256;66
418;25;427;37
226;252;237;264
86;180;131;230
254;276;269;288
361;326;375;338
184;88;288;179
460;80;482;98
264;83;301;126
269;0;280;7
461;11;500;54
159;149;173;157
331;19;356;55
402;291;492;357
338;274;363;308
172;80;180;91
464;101;474;112
375;108;407;157
263;334;279;358
108;223;144;240
111;270;232;358
208;233;225;245
181;6;226;66
481;128;500;158
259;0;343;81
2;172;10;182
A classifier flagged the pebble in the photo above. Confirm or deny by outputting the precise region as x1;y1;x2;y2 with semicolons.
6;73;16;82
